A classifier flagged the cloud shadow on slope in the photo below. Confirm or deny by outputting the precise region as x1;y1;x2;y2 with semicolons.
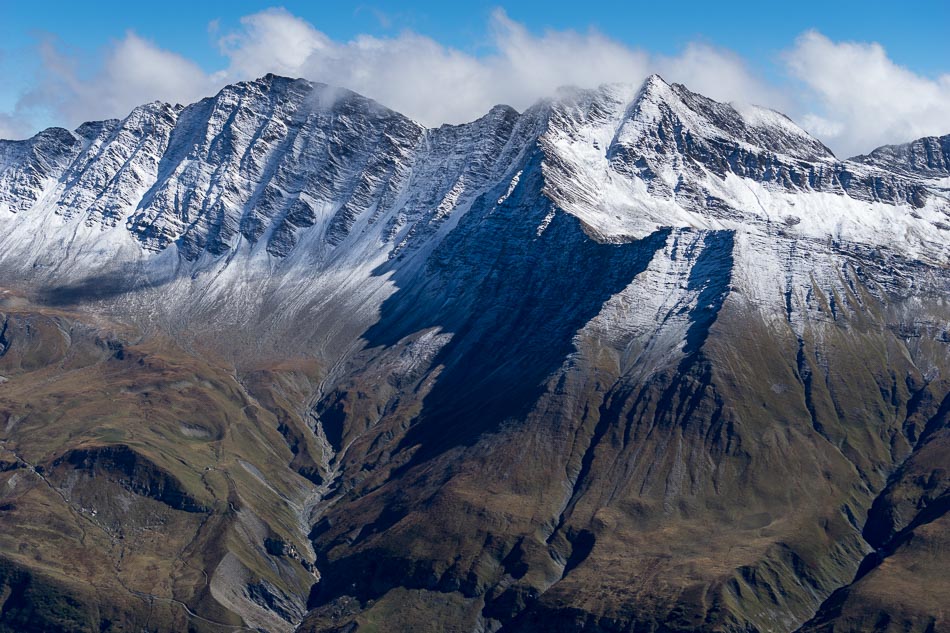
35;266;175;307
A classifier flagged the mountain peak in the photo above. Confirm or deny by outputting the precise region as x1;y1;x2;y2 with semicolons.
641;72;669;89
851;133;950;178
631;73;680;111
0;73;942;263
630;76;833;161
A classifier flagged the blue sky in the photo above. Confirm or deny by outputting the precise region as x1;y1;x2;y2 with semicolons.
2;1;949;155
5;1;949;75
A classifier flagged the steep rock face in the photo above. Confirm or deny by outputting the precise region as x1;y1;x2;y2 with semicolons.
124;75;426;257
0;127;84;214
854;133;950;179
58;102;183;225
1;75;949;633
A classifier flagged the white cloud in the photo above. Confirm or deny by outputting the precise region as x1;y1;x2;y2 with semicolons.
211;8;776;127
786;31;950;156
2;10;948;158
1;8;776;137
219;8;330;79
0;112;32;140
656;42;790;111
12;32;213;136
484;10;651;108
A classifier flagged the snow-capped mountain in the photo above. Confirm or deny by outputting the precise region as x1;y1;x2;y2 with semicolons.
1;74;948;633
0;73;945;290
2;74;947;296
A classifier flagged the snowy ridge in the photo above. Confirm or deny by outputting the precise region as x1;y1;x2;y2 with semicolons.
576;229;720;381
0;73;948;363
1;74;947;264
852;133;950;179
538;75;948;256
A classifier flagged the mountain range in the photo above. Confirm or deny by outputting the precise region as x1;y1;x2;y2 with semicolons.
0;73;948;633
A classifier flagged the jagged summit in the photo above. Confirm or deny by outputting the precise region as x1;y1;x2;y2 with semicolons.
1;73;947;276
618;73;834;161
852;132;950;178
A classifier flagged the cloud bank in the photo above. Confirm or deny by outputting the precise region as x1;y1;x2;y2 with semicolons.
3;8;949;157
786;31;950;156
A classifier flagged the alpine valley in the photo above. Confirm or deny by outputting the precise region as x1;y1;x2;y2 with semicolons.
0;73;948;633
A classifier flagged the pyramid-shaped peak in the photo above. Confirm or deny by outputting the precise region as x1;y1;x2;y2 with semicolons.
232;73;311;94
620;74;834;161
630;74;702;122
642;73;670;89
637;73;676;100
644;73;689;96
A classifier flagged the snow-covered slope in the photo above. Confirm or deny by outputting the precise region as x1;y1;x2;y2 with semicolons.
0;73;946;375
0;73;945;270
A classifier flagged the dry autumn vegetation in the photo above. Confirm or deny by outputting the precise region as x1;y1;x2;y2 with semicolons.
1;231;947;633
0;291;323;632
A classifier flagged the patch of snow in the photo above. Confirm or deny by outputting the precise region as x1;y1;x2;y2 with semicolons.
497;170;522;205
